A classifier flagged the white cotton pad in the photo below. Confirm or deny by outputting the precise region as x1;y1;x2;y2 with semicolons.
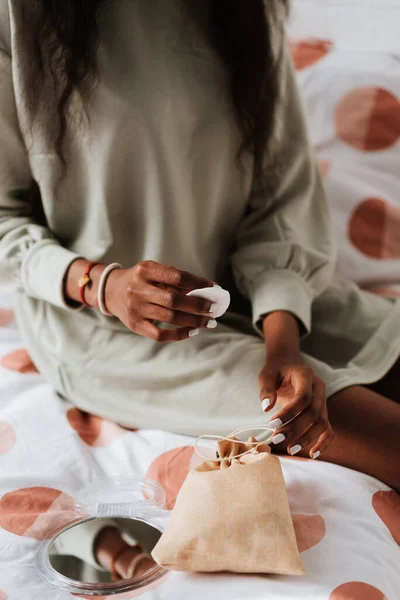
187;285;231;319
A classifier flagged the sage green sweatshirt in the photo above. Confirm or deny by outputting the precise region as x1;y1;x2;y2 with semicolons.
0;0;399;435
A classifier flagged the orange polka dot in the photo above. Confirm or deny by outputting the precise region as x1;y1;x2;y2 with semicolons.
319;159;331;178
146;446;214;510
0;422;16;455
67;408;126;447
372;490;400;545
329;582;387;600
384;203;400;259
0;349;39;374
0;487;79;540
0;309;14;327
290;39;333;71
292;514;326;552
145;447;195;510
348;197;400;259
336;87;400;152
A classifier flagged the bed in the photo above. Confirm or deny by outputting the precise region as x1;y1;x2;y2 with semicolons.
1;1;400;599
0;281;399;600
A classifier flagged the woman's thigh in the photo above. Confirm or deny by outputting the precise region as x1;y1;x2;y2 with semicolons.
300;385;400;491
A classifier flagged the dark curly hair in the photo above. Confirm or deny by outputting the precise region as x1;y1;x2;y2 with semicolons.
23;0;288;185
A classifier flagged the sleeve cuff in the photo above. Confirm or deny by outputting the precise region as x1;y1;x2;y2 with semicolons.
250;269;313;337
20;240;84;311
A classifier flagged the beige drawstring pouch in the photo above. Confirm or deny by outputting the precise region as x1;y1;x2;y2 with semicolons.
151;426;305;575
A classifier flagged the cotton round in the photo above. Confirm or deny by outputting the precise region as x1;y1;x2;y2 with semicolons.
186;286;231;319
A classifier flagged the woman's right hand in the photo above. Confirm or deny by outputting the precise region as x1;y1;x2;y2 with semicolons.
104;260;217;342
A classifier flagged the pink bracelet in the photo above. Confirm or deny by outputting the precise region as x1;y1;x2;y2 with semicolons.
97;262;122;316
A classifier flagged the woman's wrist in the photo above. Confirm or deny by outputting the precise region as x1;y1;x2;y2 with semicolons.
262;310;301;363
64;259;106;308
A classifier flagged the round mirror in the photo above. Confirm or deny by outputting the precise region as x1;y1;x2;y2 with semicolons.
40;516;167;595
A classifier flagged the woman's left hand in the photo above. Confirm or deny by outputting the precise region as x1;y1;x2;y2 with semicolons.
258;356;335;459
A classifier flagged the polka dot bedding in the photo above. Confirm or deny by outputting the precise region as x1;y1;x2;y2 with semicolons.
0;307;399;598
288;1;400;298
1;3;400;598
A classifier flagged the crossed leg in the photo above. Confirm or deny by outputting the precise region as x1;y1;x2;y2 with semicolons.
313;385;400;491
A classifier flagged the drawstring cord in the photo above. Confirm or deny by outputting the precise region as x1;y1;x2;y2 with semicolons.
194;424;275;462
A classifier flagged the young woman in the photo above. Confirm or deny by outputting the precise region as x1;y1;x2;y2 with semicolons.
0;0;399;498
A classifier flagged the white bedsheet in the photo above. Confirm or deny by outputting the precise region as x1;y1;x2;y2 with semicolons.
288;0;400;52
0;284;399;600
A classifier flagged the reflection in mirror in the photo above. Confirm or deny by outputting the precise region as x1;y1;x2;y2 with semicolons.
49;517;162;584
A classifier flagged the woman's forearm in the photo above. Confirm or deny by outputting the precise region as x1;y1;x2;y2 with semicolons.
262;311;300;361
64;258;106;308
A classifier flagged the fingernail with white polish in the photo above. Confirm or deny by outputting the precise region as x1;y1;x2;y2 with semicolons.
272;433;286;445
206;319;218;329
189;328;200;337
268;418;283;430
289;444;302;456
210;303;218;314
311;450;321;460
261;398;271;412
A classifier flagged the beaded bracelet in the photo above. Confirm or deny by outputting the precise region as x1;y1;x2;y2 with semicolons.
78;262;102;307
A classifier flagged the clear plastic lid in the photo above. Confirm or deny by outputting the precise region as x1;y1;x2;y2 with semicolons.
74;475;166;519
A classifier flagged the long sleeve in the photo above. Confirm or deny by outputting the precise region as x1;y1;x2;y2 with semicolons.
51;518;118;571
0;15;81;309
231;41;336;336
